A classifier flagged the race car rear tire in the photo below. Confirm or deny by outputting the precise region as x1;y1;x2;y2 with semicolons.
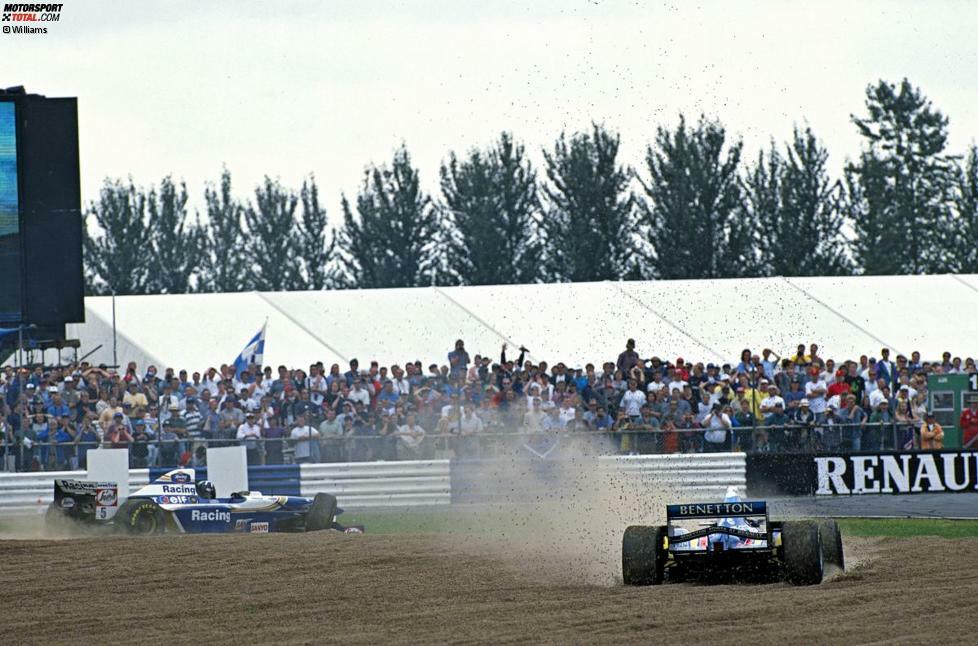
782;520;823;585
117;499;166;535
306;493;338;532
622;525;666;585
816;519;845;570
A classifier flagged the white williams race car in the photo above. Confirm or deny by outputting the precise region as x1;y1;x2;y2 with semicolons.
622;487;843;586
47;468;362;535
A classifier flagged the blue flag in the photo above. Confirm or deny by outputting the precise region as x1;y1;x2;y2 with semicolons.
232;323;266;377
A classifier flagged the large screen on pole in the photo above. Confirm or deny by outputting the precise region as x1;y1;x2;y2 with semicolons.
0;101;21;322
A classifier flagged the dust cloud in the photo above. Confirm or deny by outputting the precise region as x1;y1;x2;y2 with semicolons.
444;435;694;586
0;510;106;540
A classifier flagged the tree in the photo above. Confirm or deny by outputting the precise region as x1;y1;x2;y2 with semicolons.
145;176;202;293
82;178;153;295
440;132;541;285
951;146;978;273
540;124;637;282
243;177;303;291
747;127;852;277
741;143;782;276
298;175;337;289
640;115;753;279
847;78;956;274
336;145;440;288
200;169;250;293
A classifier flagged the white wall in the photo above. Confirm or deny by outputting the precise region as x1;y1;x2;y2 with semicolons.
58;275;978;372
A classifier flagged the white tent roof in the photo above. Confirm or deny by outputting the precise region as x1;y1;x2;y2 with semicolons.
62;274;978;373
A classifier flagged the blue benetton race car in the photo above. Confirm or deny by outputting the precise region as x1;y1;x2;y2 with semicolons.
48;468;361;535
622;487;843;586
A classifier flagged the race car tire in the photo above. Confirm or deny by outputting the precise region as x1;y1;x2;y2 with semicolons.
782;520;823;585
816;519;845;570
306;493;339;532
622;525;667;585
117;499;166;535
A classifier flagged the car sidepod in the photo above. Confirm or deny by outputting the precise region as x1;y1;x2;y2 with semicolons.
162;496;314;534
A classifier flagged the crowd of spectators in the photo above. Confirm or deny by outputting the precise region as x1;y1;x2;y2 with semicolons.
1;339;976;471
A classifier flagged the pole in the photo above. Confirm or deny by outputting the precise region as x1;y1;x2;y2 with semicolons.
111;290;118;367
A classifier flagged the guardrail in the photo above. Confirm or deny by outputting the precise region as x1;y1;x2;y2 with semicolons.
0;453;747;516
300;460;451;508
603;453;746;497
449;453;746;504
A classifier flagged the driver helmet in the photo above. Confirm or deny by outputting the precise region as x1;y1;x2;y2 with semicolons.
196;480;216;500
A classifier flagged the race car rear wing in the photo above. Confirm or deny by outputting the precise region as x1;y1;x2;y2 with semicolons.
666;501;768;520
53;478;120;520
666;500;771;548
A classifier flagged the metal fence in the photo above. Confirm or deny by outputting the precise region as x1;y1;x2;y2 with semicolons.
0;422;923;472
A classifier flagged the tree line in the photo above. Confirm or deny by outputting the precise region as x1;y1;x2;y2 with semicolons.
83;78;978;295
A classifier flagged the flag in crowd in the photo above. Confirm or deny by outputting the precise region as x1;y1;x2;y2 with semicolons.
232;322;266;377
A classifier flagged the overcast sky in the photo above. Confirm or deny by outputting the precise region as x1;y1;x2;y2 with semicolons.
3;0;977;222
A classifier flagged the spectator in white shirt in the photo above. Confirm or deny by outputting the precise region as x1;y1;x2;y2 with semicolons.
559;398;577;423
390;365;411;395
236;413;263;465
760;384;786;421
458;404;484;435
251;373;270;399
289;414;320;464
666;370;688;397
441;393;463;419
306;366;328;406
896;377;918;399
200;368;221;397
869;385;891;410
620;380;647;420
820;360;838;386
237;387;261;414
347;380;371;408
862;374;879;398
646;372;666;394
393;412;426;459
804;368;828;416
702;404;732;451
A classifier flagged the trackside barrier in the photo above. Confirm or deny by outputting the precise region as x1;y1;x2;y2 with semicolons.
603;453;747;498
450;453;746;504
0;454;746;515
299;460;452;509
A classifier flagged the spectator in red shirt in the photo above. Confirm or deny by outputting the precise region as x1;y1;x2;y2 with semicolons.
959;400;978;449
827;370;849;400
673;358;690;382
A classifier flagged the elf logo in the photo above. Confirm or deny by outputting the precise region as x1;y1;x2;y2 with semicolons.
191;509;231;522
